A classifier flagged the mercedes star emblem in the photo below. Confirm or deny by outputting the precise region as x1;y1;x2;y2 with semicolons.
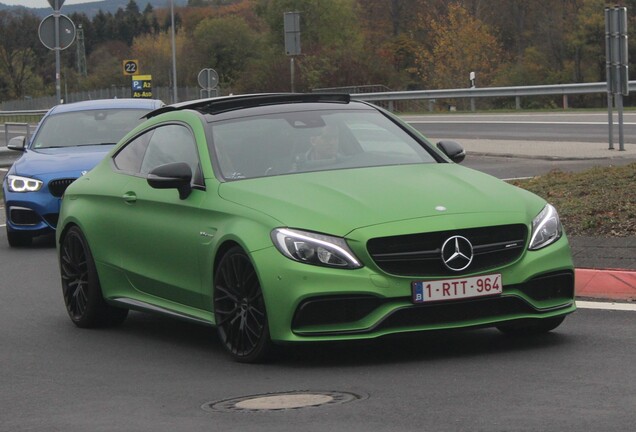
441;235;473;271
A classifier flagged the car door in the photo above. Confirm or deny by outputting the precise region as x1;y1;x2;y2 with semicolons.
112;122;209;310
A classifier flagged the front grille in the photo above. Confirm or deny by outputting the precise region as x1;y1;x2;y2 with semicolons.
9;207;39;225
48;178;76;197
367;224;527;276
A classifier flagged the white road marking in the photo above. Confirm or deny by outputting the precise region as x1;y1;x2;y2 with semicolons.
577;300;636;311
407;120;636;125
406;112;635;117
503;177;534;182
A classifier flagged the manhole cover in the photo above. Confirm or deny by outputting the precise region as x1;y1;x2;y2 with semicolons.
203;391;365;412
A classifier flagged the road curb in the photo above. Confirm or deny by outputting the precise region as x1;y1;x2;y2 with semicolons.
575;268;636;302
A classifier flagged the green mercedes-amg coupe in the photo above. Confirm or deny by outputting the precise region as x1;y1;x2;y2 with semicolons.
57;94;575;362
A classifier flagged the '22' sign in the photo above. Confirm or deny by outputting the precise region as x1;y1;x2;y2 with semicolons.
123;60;139;76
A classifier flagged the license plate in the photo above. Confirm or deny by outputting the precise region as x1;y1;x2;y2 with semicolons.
412;274;502;303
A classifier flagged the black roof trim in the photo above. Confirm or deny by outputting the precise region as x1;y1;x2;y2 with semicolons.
144;93;351;119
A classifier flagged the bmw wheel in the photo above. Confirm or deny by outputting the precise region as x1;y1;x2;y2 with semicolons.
213;246;272;363
496;316;565;336
60;226;128;328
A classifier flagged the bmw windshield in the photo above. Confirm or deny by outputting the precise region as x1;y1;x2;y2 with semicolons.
31;108;150;149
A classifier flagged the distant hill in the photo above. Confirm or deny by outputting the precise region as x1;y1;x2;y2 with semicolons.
0;0;188;18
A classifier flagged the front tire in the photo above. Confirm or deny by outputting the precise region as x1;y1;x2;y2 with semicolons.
497;316;565;336
59;226;128;328
7;227;32;247
213;246;272;363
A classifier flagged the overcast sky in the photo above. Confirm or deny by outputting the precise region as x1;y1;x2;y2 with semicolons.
1;0;96;8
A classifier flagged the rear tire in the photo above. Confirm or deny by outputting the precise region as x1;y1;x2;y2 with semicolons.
497;316;565;336
213;246;272;363
59;226;128;328
7;228;32;247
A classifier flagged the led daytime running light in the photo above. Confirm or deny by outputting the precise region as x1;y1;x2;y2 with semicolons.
7;175;43;192
272;228;362;269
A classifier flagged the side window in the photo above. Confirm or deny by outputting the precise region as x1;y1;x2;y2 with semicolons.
113;131;152;172
140;125;200;178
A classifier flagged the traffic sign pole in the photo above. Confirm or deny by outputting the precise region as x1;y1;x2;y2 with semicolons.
55;4;61;104
40;0;74;104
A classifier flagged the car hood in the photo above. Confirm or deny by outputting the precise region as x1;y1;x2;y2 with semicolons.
11;146;112;178
218;164;545;236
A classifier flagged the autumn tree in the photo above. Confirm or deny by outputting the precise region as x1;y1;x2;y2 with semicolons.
130;30;189;87
416;3;504;89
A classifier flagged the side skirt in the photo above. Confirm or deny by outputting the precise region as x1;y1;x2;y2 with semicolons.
109;297;215;327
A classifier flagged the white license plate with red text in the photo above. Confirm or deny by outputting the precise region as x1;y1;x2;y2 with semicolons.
412;274;502;303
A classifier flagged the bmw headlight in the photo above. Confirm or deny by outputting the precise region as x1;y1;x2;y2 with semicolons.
529;204;563;250
6;175;43;192
271;228;362;269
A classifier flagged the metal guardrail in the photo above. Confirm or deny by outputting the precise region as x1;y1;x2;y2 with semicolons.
3;122;33;145
0;110;47;123
1;81;632;116
351;81;636;111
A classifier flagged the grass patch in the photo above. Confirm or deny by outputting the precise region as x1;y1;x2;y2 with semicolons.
510;162;636;237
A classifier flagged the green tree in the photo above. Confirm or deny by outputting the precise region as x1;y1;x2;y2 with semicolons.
0;10;48;99
84;41;132;89
255;0;362;52
192;15;261;86
252;0;380;91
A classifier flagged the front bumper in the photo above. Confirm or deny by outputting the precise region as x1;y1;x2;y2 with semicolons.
252;236;575;343
3;189;62;234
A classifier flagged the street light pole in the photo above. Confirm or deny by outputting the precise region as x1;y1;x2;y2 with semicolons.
170;0;178;103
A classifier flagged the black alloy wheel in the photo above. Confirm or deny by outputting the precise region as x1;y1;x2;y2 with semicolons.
60;226;128;328
213;246;272;363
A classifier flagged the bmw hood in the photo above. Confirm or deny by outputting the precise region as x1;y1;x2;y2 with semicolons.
11;146;112;178
218;164;546;236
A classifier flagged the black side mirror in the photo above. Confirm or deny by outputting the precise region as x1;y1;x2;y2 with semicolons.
7;136;26;151
147;162;193;200
436;140;466;164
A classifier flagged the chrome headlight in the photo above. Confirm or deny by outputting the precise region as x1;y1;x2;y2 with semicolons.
271;228;362;269
529;204;563;250
6;175;43;192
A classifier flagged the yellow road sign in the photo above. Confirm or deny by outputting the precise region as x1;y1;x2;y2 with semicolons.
123;59;139;76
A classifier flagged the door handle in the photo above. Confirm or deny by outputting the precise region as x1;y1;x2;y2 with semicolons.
122;191;137;203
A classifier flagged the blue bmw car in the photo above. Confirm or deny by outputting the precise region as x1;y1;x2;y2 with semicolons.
3;98;163;247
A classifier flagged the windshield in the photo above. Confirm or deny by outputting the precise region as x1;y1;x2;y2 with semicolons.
31;108;150;149
210;109;438;180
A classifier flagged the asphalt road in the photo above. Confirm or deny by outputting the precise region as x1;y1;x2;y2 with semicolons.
1;238;635;431
404;111;636;143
